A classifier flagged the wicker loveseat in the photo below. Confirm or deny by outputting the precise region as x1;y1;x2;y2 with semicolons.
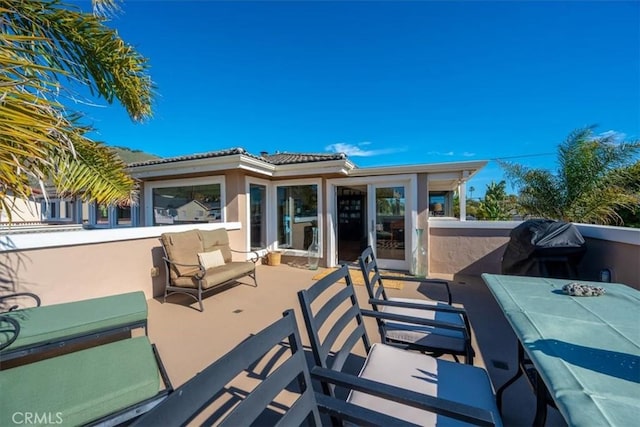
160;228;259;311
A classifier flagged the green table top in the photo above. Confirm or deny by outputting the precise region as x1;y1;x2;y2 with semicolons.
481;274;640;427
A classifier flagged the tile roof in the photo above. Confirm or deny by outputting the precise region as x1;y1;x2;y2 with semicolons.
127;147;348;167
127;147;250;167
261;152;347;165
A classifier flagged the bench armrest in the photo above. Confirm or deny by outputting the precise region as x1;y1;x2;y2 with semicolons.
0;315;20;351
162;257;205;278
0;292;41;312
230;248;262;263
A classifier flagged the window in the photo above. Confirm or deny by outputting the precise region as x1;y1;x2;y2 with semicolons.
249;183;267;250
44;199;73;222
117;206;132;226
146;177;225;226
429;191;451;217
277;183;318;251
95;204;109;224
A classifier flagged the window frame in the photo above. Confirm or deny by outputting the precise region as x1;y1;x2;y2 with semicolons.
143;176;226;226
273;178;322;256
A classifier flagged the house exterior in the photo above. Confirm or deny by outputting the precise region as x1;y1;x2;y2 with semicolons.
126;147;487;270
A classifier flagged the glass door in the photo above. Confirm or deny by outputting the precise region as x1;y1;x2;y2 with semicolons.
370;184;409;270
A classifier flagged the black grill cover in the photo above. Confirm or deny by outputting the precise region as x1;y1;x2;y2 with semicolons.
501;219;586;277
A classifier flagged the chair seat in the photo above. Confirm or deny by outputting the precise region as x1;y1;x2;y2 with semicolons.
202;261;255;289
348;343;502;427
171;261;255;289
381;297;467;351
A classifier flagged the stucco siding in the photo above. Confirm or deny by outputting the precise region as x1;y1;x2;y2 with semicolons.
428;227;510;277
0;228;248;305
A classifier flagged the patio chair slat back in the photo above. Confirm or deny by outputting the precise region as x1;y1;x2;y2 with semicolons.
359;246;388;302
219;350;314;427
132;310;320;426
297;265;371;374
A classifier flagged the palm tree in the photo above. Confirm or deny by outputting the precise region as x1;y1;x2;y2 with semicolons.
0;0;152;220
501;126;640;225
476;180;513;220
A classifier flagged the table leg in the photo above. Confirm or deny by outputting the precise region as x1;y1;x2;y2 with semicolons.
532;370;548;427
495;343;526;412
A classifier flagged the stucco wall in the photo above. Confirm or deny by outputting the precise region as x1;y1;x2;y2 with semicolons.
428;222;640;289
579;238;640;288
428;226;511;277
0;226;247;305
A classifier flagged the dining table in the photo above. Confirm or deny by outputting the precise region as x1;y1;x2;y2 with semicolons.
481;273;640;427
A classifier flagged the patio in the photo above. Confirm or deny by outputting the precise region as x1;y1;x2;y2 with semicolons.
146;262;566;426
4;220;636;425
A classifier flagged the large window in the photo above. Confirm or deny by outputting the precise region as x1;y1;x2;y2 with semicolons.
277;184;318;250
147;178;224;226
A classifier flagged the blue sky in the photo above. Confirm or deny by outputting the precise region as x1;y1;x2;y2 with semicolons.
77;0;639;197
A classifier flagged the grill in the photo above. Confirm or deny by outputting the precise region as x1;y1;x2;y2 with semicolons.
501;219;587;279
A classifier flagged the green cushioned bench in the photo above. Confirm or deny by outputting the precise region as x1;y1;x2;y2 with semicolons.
0;336;170;427
0;292;148;362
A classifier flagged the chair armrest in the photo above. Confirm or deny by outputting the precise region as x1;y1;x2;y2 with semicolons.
0;292;41;312
311;366;496;427
380;275;452;304
0;315;20;351
369;298;466;315
230;248;262;263
162;257;205;278
315;393;420;427
361;308;467;334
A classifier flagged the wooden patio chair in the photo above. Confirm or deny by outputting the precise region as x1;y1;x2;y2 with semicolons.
297;265;502;426
358;246;475;364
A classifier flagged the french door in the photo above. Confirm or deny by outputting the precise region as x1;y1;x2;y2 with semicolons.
327;176;415;270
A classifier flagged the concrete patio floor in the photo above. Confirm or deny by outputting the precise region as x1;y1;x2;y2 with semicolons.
146;263;566;426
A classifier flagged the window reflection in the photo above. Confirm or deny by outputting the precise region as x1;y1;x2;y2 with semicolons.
375;187;405;260
429;192;450;217
152;184;222;225
250;184;267;250
277;184;318;250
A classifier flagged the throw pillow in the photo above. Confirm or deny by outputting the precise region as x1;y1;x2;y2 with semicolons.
198;250;226;270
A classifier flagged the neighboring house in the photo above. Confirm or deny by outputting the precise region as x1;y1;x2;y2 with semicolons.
0;195;43;224
127;147;487;270
174;199;210;223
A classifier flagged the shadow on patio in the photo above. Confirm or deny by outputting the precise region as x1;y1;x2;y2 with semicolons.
147;263;566;426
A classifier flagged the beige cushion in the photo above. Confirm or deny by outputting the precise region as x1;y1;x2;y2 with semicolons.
199;229;232;262
198;250;226;270
347;343;501;426
161;230;203;279
380;297;466;352
201;262;255;289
